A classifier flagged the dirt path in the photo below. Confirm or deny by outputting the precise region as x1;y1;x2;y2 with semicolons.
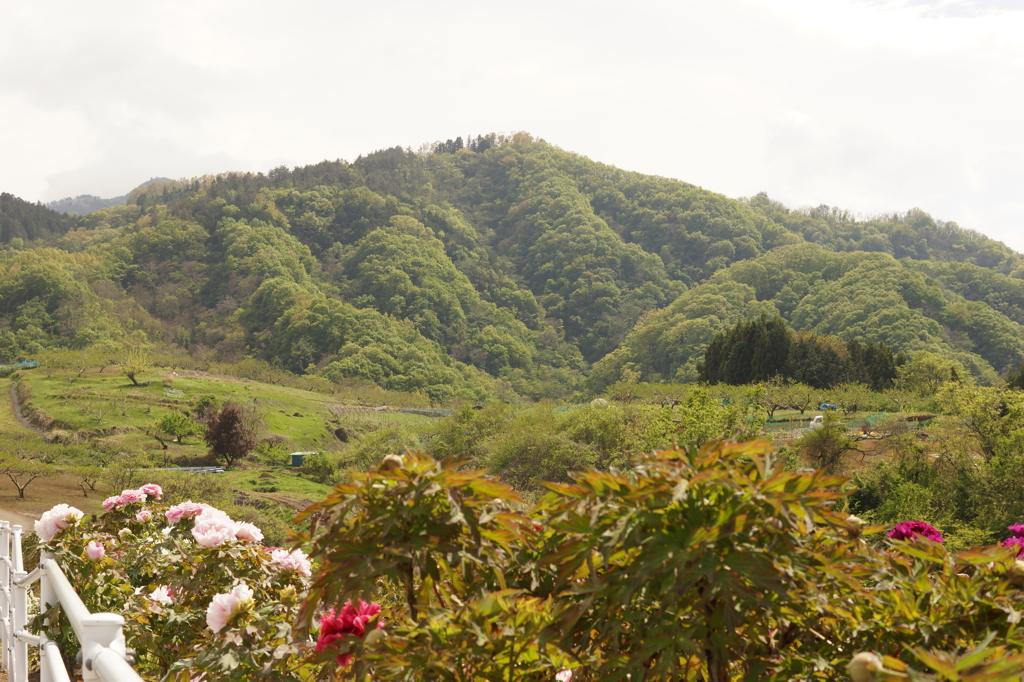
0;507;38;531
8;380;47;439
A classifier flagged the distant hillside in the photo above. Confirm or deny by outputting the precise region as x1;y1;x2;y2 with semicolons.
1;135;1022;401
0;192;77;242
46;177;171;215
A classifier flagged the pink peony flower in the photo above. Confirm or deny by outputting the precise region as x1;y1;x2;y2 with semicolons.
119;489;147;505
192;507;238;548
34;504;84;543
270;548;312;577
165;501;209;525
315;600;382;666
102;496;124;511
85;541;105;561
1009;523;1024;538
149;585;174;606
555;671;573;682
206;583;254;633
234;522;264;544
139;483;163;500
135;510;152;523
887;520;943;543
1003;536;1024;557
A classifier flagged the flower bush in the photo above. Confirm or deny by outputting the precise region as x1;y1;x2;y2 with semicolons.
30;486;317;680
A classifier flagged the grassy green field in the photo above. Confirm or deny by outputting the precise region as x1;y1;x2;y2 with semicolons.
14;365;433;458
0;365;440;534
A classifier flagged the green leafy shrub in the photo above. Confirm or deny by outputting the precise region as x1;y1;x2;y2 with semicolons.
296;443;1024;681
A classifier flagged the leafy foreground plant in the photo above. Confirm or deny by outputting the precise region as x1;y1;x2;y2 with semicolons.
297;444;1024;682
30;442;1024;681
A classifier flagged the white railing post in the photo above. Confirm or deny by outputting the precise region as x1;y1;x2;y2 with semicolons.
79;614;128;682
0;520;10;674
12;525;24;573
10;525;24;682
39;550;55;682
12;567;27;682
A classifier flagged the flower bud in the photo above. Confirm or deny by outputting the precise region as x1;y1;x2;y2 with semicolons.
1009;560;1024;587
379;454;404;472
847;515;867;538
848;652;882;682
278;585;298;606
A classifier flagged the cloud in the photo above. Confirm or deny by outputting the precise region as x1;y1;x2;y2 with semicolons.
2;0;1024;253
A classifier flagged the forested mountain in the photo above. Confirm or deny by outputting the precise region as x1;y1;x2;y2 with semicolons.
0;193;77;243
2;133;1022;401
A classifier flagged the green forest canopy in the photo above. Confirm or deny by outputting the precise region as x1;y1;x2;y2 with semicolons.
2;133;1023;401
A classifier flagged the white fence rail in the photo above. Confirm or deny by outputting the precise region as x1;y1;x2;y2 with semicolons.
0;520;142;682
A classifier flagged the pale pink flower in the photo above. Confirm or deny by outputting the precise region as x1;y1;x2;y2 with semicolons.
85;541;105;561
556;670;573;682
34;504;84;543
135;510;152;523
206;583;254;633
194;524;235;548
234;522;263;544
102;496;124;511
118;528;132;538
165;501;209;525
269;548;312;578
139;483;163;500
192;507;238;548
119;489;147;505
149;585;174;606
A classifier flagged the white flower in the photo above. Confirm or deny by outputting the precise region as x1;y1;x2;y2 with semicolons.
149;585;174;606
34;504;84;543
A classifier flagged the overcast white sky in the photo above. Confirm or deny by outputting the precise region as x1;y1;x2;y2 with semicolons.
2;0;1023;251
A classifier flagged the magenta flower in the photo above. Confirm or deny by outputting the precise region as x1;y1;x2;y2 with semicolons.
887;521;943;543
315;600;382;666
1009;523;1024;538
1003;536;1024;557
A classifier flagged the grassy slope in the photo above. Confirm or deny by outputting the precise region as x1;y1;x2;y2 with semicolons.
17;366;432;455
1;366;434;521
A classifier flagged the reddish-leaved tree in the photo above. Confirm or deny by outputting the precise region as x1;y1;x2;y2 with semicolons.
204;403;257;468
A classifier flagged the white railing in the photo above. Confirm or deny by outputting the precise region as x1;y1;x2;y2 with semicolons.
0;520;142;682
